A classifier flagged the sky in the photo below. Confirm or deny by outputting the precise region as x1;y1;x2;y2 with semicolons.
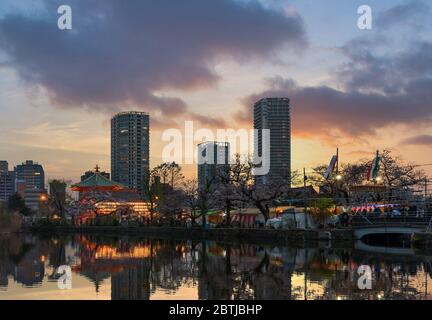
0;0;431;182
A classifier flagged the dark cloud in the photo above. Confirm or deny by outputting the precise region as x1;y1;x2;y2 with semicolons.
151;111;228;131
235;1;432;142
0;0;306;117
337;39;432;95
188;112;227;129
236;76;432;139
401;135;432;146
336;1;432;95
376;0;430;29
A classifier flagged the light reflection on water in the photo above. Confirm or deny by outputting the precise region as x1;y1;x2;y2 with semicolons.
0;233;431;300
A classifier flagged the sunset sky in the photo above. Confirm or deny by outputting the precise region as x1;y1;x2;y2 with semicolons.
0;0;431;182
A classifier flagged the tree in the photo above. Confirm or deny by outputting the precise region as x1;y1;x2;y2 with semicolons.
341;163;370;186
49;179;67;218
148;163;186;224
181;179;200;226
229;154;290;223
167;162;184;189
308;197;335;227
152;162;184;189
196;178;219;228
213;181;236;226
141;169;162;224
7;193;33;216
374;149;426;188
213;165;236;226
288;170;302;187
157;188;185;225
152;163;170;185
309;165;351;204
310;149;428;205
0;204;22;233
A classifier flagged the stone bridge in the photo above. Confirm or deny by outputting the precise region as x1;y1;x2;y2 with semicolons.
351;216;431;240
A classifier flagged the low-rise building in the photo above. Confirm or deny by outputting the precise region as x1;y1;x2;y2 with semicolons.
71;167;150;224
14;160;46;210
0;161;14;203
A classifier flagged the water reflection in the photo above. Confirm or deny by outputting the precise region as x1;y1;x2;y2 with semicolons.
0;234;431;300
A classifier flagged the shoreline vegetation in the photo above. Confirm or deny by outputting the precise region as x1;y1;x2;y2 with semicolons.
0;209;21;235
20;224;432;251
22;224;358;247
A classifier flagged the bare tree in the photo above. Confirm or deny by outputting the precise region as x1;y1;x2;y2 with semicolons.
181;179;200;226
152;163;170;185
149;163;186;225
310;149;428;205
157;188;185;225
197;178;219;228
141;169;163;224
309;165;350;204
230;154;290;223
49;179;68;218
374;149;426;188
168;162;184;189
213;164;238;226
152;162;184;189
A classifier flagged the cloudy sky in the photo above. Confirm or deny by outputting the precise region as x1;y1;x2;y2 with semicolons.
0;0;431;181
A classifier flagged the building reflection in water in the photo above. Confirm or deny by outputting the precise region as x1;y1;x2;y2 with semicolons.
0;234;431;300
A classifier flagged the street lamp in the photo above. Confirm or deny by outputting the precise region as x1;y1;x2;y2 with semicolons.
336;174;343;181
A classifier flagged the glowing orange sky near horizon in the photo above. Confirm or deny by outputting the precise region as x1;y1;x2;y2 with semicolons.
1;1;431;183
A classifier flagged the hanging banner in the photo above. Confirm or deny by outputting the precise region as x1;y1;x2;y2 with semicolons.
324;155;338;180
367;152;381;181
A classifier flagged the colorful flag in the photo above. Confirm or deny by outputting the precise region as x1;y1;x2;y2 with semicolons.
367;151;381;181
324;155;338;180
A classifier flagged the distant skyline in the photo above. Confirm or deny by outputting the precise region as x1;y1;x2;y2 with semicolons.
0;0;431;182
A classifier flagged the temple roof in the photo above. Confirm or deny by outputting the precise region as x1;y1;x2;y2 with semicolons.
71;166;124;192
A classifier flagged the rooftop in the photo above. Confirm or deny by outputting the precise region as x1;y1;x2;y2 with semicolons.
112;111;149;118
71;166;124;192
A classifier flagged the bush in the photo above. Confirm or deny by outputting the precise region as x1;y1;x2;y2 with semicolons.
33;218;70;228
0;207;22;233
7;193;33;216
88;215;120;227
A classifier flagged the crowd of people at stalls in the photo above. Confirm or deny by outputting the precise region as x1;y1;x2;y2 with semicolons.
324;204;428;228
349;204;425;218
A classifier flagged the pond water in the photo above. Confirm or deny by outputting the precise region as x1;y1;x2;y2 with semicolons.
0;233;431;300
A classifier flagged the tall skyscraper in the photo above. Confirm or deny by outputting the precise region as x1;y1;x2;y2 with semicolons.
0;161;14;203
111;111;150;191
14;160;45;209
0;161;8;172
198;141;230;190
254;98;291;185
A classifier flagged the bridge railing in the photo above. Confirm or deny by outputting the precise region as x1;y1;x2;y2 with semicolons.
351;214;432;228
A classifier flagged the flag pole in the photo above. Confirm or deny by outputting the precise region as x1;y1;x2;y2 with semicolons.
374;149;379;184
303;167;308;229
336;147;339;176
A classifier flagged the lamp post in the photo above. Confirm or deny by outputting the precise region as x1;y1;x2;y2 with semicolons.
38;193;49;218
